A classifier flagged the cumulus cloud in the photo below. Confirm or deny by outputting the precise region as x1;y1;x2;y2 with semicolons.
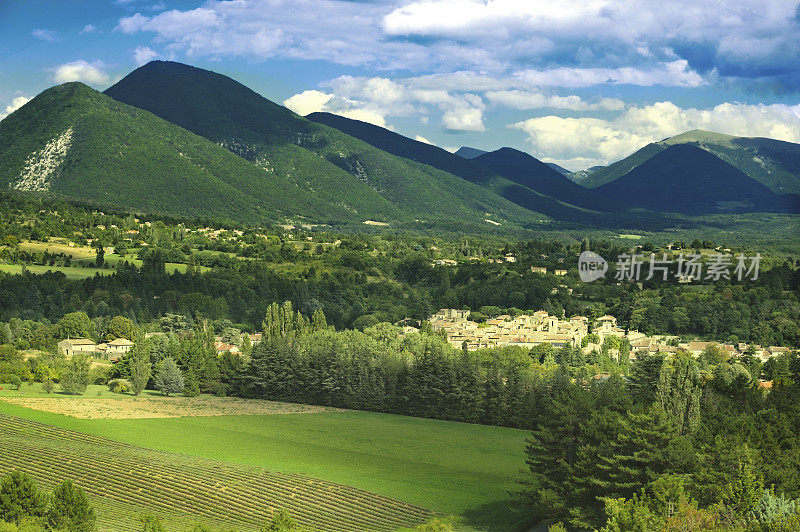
443;107;485;131
133;46;159;65
52;60;110;85
415;135;435;145
31;29;57;42
284;75;489;131
283;90;334;116
512;101;800;169
0;96;31;121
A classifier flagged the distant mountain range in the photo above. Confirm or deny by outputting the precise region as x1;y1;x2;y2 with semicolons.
0;60;797;229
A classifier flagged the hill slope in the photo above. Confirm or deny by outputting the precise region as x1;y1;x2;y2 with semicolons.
105;61;542;228
473;148;613;210
305;111;600;222
595;144;781;214
583;129;800;194
0;83;366;224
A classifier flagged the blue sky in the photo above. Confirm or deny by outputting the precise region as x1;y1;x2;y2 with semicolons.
2;0;800;170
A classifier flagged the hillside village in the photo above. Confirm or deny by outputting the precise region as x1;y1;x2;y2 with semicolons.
425;308;791;364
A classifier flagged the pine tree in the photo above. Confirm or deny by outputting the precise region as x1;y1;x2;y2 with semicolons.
47;480;95;532
0;471;48;524
154;357;184;396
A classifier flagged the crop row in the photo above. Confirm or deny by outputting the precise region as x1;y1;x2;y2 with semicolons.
0;414;434;531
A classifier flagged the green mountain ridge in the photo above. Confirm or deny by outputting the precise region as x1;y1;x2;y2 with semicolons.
595;144;783;214
0;82;362;224
583;129;800;194
104;61;543;228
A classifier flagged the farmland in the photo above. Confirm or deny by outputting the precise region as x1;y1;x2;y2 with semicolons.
0;411;436;531
0;398;528;530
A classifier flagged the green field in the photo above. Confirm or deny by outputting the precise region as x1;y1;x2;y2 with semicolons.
0;399;528;530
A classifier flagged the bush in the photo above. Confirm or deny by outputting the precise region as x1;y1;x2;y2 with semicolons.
9;376;21;391
47;481;95;532
41;379;54;394
107;379;131;394
140;515;165;532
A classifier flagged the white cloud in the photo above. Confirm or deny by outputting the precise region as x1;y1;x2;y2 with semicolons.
415;135;434;145
133;46;159;66
283;90;334;116
442;107;485;131
31;29;57;42
486;90;624;111
80;24;97;35
52;60;111;85
513;60;706;88
0;96;31;121
111;0;800;89
512;101;800;167
116;13;149;34
337;109;387;128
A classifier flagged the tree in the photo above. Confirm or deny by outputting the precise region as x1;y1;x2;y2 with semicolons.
61;355;91;395
57;312;94;340
47;480;95;532
106;316;135;341
154;357;184;396
0;471;48;524
129;343;152;396
95;243;105;268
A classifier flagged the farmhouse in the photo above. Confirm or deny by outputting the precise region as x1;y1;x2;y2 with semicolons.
57;338;97;357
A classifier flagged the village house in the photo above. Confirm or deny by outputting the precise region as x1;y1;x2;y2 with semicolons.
57;338;97;357
530;266;547;274
554;269;568;276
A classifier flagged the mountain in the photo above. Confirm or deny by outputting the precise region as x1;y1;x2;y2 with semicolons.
0;82;365;224
105;61;542;229
594;144;783;214
305;111;600;222
545;162;572;175
473;148;615;210
454;147;487;159
583;129;800;194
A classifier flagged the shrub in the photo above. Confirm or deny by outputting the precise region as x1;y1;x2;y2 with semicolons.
9;376;21;390
261;509;302;531
140;514;165;532
41;379;54;394
107;379;131;394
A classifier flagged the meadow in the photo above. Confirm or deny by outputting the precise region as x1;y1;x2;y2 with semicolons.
0;396;529;530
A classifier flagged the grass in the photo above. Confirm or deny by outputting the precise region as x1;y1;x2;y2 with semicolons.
0;262;112;279
0;395;529;530
0;412;434;531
